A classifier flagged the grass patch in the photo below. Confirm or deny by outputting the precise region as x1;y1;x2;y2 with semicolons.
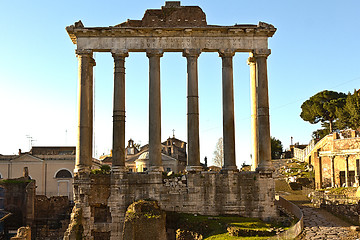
205;233;270;240
167;212;285;239
0;179;32;184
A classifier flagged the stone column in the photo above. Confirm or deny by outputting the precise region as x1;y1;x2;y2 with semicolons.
75;49;95;172
111;50;129;170
331;156;335;187
356;159;360;186
248;54;258;171
345;155;350;187
254;49;274;172
183;49;202;172
219;49;237;171
147;49;164;172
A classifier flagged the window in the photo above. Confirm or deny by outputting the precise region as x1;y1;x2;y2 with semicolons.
55;169;72;178
143;168;148;172
166;168;171;172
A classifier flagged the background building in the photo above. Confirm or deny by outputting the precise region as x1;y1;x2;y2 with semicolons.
0;147;101;200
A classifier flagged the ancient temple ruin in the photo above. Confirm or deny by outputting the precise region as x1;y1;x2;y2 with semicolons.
64;2;277;239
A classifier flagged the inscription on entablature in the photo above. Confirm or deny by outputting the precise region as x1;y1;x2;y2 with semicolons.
77;36;268;52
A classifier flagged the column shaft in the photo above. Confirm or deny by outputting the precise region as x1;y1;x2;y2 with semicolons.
331;156;335;187
147;50;164;172
219;50;237;171
356;159;360;186
75;50;95;172
254;49;274;172
183;49;202;171
248;55;258;171
345;155;350;187
112;51;129;169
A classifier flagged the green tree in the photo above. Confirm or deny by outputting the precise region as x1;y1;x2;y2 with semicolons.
300;90;346;132
312;128;330;140
336;90;360;131
271;137;283;159
212;137;223;167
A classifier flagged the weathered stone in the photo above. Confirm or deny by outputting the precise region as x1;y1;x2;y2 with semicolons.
122;200;167;240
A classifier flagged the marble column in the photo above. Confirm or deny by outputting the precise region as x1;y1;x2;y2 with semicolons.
111;50;129;170
345;155;350;187
219;49;237;171
147;49;164;172
254;49;274;172
331;156;335;187
248;54;258;171
75;49;96;172
356;159;360;186
183;49;202;172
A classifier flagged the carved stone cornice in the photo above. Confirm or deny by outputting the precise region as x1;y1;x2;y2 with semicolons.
66;23;276;45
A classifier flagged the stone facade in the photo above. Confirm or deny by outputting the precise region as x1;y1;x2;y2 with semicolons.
64;171;276;239
308;130;360;189
64;2;277;239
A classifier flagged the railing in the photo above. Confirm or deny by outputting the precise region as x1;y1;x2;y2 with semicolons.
269;195;303;240
293;139;315;162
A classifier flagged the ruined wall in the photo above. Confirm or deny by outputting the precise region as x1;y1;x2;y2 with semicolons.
66;171;276;240
33;195;71;240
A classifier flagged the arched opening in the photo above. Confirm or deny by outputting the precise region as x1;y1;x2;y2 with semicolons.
55;169;72;178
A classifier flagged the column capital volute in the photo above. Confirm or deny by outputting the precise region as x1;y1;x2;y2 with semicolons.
111;49;129;59
146;49;164;58
76;49;95;66
75;49;92;56
247;55;256;65
183;49;201;58
218;49;235;58
253;49;271;58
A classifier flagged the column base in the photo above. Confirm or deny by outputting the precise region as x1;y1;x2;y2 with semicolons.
111;166;127;173
186;166;203;172
221;166;239;173
150;166;164;172
256;163;275;173
74;166;91;173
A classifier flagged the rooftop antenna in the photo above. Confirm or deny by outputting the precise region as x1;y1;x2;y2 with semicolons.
172;129;175;138
26;135;32;150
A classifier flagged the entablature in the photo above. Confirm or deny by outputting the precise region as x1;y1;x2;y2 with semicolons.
66;21;276;53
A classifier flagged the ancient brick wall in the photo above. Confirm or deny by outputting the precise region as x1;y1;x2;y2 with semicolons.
66;171;277;239
33;195;71;240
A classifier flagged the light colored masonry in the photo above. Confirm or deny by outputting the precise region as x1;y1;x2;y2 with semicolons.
64;2;277;239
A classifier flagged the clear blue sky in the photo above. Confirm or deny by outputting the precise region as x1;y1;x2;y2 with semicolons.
1;0;359;167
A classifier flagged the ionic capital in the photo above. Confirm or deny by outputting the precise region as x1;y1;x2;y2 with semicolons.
146;49;164;58
247;56;256;66
75;49;92;56
183;49;201;58
111;49;129;60
76;49;96;66
253;49;271;58
218;49;235;58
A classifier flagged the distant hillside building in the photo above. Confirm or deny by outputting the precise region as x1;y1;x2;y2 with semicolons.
101;136;187;173
0;147;101;200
